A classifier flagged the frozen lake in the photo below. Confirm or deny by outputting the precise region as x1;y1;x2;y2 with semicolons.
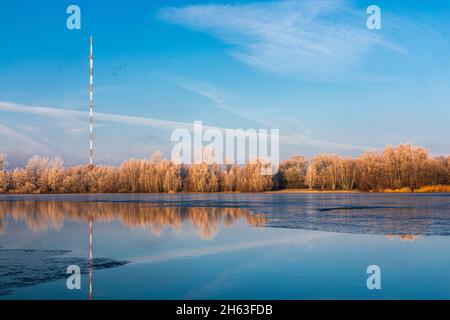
0;193;449;299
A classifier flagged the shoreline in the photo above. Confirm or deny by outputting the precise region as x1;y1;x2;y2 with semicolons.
0;189;449;196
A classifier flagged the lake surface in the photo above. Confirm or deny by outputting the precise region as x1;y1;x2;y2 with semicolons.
0;193;449;299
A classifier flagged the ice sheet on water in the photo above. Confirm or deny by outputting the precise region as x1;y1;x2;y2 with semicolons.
0;248;128;296
266;203;450;236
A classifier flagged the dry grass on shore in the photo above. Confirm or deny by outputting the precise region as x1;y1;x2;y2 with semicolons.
416;185;450;193
381;185;450;193
270;185;450;194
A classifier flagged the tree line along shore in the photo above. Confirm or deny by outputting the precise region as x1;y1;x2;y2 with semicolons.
0;143;449;194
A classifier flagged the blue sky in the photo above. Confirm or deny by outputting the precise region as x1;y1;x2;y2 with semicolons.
0;0;449;167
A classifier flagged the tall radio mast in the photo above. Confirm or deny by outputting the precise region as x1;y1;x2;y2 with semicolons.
89;36;94;167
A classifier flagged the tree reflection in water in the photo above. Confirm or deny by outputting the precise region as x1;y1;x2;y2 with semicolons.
0;201;267;240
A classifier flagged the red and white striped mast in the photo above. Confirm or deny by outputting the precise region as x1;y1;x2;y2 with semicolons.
89;35;94;167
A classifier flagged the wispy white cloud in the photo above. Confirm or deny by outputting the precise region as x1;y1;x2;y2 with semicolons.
0;122;55;155
159;72;311;131
159;72;230;107
159;72;271;123
159;0;405;79
0;101;191;131
0;100;369;152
